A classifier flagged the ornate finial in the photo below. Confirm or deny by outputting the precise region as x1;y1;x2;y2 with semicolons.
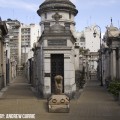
0;17;2;21
111;17;113;25
52;12;62;23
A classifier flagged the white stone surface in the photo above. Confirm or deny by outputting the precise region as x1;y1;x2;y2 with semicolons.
34;1;80;98
44;62;50;72
40;11;76;33
64;70;74;79
44;77;51;87
35;45;77;97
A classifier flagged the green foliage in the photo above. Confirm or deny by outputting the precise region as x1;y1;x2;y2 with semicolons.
108;80;120;97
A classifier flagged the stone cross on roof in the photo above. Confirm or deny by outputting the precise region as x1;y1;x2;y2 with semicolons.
52;12;62;23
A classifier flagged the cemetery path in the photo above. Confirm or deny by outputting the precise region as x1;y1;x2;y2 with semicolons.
0;76;120;120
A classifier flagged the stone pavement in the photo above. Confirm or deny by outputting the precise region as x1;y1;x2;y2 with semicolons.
0;76;120;120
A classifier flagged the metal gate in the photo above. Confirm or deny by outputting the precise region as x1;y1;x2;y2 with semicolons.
51;54;64;93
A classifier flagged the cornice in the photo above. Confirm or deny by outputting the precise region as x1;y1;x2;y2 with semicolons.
37;0;78;16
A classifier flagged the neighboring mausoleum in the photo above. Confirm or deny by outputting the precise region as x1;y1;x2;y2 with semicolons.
102;22;120;85
0;18;8;89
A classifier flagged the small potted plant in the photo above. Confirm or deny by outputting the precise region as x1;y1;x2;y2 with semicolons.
108;81;120;101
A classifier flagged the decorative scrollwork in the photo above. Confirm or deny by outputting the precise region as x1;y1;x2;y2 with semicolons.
52;99;57;103
60;99;65;103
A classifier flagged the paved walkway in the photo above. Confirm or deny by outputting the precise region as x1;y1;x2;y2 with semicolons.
1;76;35;99
0;77;120;120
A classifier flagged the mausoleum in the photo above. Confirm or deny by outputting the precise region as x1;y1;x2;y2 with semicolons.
33;0;80;98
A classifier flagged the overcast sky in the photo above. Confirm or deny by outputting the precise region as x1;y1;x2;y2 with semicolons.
0;0;120;32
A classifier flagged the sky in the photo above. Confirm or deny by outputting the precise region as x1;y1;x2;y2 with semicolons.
0;0;120;33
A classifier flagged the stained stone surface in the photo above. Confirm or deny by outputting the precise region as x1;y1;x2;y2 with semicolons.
48;94;70;113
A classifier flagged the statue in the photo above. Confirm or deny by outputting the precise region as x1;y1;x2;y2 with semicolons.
54;75;63;94
48;75;70;113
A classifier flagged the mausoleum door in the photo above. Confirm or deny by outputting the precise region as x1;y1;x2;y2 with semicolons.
51;54;64;93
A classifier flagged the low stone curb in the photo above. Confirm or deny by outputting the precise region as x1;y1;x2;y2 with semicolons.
0;86;8;98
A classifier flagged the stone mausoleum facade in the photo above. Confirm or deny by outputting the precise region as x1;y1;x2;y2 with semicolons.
102;23;120;84
37;0;78;33
33;0;80;98
0;18;8;90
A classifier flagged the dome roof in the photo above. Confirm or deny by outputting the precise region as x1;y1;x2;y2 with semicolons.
108;24;119;31
37;0;78;16
104;24;120;39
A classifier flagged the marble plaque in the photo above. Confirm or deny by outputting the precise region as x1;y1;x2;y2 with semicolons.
48;39;67;46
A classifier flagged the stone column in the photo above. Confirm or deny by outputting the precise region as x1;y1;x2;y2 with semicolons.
116;49;119;79
0;40;2;89
118;49;120;79
112;49;116;79
102;53;105;82
104;51;108;80
107;51;110;78
74;46;80;70
0;39;4;88
108;50;111;79
2;43;6;87
18;27;21;66
0;40;2;74
110;49;116;80
1;42;3;68
110;50;113;79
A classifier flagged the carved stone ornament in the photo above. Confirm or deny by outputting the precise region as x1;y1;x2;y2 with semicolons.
54;75;63;94
52;12;62;23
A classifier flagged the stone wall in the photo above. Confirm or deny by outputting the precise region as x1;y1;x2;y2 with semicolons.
0;20;8;89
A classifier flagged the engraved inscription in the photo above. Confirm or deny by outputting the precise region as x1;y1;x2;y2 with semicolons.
48;39;67;46
44;73;51;77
